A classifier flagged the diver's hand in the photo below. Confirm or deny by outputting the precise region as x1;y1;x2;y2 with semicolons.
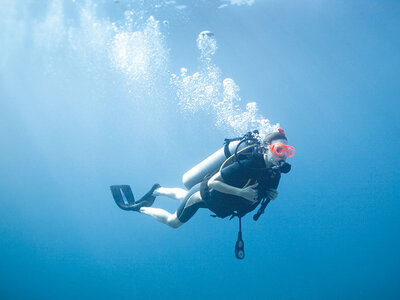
266;188;279;200
240;183;259;203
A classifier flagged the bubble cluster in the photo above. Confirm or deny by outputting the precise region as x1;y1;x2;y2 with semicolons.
197;31;217;61
31;0;168;90
109;16;168;85
171;31;279;138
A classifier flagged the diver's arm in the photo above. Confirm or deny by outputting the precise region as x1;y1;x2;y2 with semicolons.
208;172;258;203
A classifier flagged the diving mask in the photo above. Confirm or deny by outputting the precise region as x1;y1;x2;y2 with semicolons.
268;143;295;158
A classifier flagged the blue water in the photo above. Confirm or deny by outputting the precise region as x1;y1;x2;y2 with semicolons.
1;1;400;299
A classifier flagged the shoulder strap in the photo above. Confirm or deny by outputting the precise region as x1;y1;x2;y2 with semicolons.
224;142;231;159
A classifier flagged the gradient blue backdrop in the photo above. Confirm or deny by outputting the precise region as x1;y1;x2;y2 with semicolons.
1;0;399;299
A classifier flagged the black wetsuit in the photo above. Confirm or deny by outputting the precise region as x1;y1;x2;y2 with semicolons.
176;183;207;223
176;155;281;223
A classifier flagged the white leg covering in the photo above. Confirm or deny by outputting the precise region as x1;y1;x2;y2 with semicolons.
153;187;188;202
139;207;183;229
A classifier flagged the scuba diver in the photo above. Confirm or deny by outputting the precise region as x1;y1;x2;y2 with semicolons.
110;128;294;259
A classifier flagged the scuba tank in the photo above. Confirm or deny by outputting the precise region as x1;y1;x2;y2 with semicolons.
182;131;261;190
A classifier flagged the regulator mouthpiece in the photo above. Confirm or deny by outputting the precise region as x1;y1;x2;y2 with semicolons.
280;162;291;174
272;161;291;174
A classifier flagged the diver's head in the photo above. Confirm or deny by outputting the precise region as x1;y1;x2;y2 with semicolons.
263;128;295;167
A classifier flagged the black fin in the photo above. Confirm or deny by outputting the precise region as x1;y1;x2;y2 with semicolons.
135;184;160;207
110;185;136;210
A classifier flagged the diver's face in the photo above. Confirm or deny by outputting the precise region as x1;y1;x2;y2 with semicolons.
264;139;288;166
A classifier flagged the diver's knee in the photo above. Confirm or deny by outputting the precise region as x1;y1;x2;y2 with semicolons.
169;222;182;229
168;214;183;229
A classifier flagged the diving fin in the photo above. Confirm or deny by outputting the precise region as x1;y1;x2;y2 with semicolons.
135;183;160;208
110;185;136;211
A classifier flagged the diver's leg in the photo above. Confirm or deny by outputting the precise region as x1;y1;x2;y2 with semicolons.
139;207;183;228
140;184;205;228
153;187;188;202
175;191;206;223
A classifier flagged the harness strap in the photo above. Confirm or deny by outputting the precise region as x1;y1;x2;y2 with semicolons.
224;142;231;159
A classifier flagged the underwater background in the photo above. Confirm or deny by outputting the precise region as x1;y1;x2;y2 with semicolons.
1;0;399;299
